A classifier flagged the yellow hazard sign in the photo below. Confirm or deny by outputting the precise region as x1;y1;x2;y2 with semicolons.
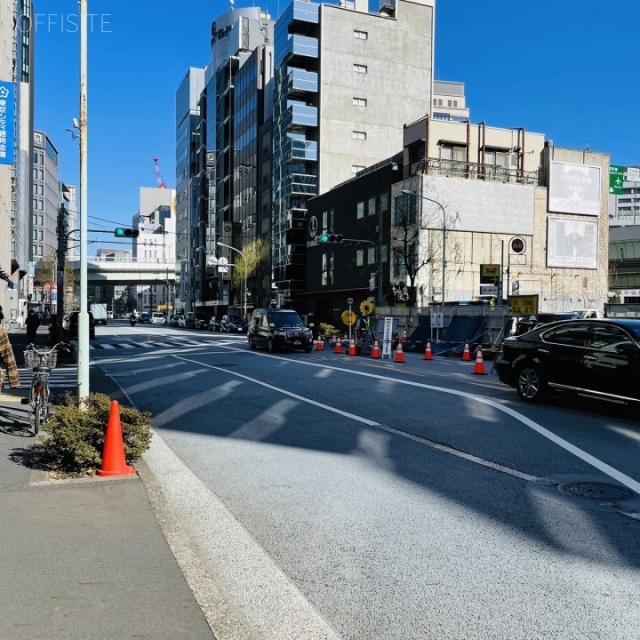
341;310;357;326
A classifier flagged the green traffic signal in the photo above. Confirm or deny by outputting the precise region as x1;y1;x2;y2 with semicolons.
318;233;342;243
114;228;139;238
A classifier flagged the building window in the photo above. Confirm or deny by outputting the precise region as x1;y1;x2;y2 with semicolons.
368;197;376;217
353;29;368;39
353;97;367;107
394;193;417;225
321;251;334;286
352;131;366;140
356;249;364;266
394;245;416;278
381;244;388;263
353;64;367;74
322;208;334;231
380;192;389;214
368;247;375;264
356;201;365;219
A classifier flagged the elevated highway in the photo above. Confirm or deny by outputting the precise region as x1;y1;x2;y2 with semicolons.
69;258;176;286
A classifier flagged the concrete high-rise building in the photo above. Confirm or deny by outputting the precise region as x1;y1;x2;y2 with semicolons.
132;187;176;314
32;130;61;260
432;80;470;123
272;0;435;308
62;183;79;261
0;0;35;317
175;67;205;312
178;7;274;314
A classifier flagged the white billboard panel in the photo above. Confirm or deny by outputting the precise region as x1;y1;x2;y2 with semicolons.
548;161;601;216
430;177;535;234
547;217;598;269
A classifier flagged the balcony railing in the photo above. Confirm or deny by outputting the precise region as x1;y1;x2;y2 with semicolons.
409;158;539;185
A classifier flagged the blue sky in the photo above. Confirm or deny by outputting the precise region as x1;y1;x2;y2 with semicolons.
33;0;640;247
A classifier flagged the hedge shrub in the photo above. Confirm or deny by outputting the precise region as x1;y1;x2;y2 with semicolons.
41;392;152;474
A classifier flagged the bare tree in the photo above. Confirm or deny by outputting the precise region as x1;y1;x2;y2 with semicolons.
390;187;460;307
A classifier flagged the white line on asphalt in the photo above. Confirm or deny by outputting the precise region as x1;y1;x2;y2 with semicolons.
175;352;640;495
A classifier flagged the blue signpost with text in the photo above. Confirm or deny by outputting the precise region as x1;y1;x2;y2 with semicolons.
0;80;15;165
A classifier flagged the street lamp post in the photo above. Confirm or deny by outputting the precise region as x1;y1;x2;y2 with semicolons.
217;241;247;319
402;189;447;336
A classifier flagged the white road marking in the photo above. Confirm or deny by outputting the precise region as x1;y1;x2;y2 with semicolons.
176;351;640;495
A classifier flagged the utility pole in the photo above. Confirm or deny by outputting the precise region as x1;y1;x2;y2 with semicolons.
55;203;68;344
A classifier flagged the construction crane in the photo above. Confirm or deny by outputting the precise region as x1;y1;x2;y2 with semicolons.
152;157;167;189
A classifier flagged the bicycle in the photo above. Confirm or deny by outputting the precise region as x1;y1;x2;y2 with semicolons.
2;319;19;333
21;342;66;435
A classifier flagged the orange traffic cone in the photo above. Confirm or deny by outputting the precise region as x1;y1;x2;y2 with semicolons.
472;345;487;375
334;339;343;354
97;401;136;477
423;340;433;361
371;340;381;359
462;341;471;361
315;336;324;351
348;339;356;356
394;341;405;363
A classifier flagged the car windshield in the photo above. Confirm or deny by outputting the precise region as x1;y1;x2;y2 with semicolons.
268;312;304;327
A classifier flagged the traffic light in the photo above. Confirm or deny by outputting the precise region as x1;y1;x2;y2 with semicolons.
114;228;139;238
318;233;343;243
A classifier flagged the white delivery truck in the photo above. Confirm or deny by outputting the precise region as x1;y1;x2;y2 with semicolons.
90;303;108;325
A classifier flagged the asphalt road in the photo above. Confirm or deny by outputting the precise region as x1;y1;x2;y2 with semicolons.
89;322;640;640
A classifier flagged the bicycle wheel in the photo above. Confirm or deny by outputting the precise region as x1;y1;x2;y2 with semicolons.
32;392;42;435
41;381;51;424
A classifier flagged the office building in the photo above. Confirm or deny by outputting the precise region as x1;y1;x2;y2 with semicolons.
0;0;35;316
132;187;176;314
432;80;470;123
178;8;274;314
306;117;611;321
175;67;206;312
272;0;435;309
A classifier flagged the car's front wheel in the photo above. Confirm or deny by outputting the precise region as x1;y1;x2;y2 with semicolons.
267;338;275;353
516;364;547;402
249;336;256;350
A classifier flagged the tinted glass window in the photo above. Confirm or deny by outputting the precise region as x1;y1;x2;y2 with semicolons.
268;312;304;327
588;325;633;351
542;324;590;347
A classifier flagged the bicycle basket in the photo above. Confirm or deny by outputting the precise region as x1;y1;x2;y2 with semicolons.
24;350;57;369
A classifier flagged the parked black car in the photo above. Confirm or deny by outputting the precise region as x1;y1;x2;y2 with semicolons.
186;312;209;329
495;318;640;405
247;308;313;352
63;311;96;340
220;314;248;333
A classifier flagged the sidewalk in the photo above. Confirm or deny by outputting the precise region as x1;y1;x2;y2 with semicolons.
0;329;215;639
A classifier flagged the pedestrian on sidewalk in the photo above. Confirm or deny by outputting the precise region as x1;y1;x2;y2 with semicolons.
25;310;40;345
0;325;20;391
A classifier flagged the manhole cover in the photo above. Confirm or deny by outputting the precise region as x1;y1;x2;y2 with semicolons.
557;482;637;502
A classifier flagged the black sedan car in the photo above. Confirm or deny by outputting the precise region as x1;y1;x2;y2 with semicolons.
220;314;248;333
495;318;640;405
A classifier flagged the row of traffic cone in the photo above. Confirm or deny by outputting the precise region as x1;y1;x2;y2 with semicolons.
420;339;486;374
